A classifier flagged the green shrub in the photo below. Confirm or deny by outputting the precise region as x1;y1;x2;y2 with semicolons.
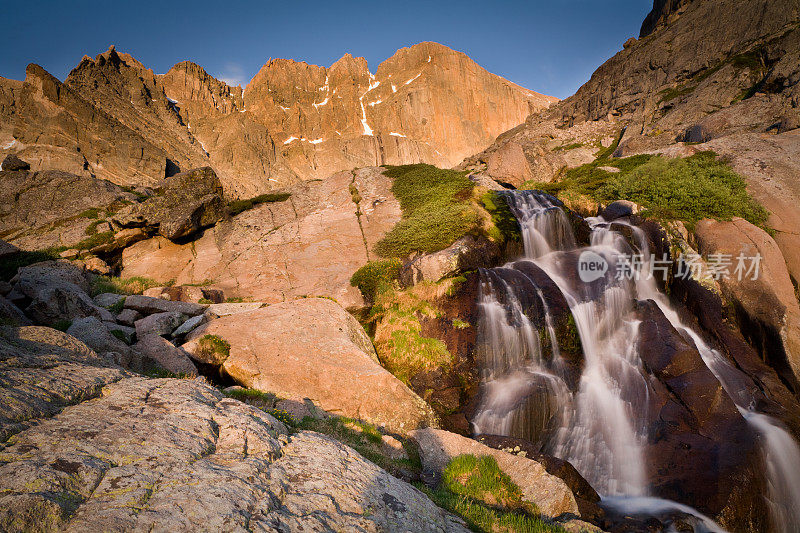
90;276;167;296
145;368;195;379
198;298;212;304
197;334;230;361
452;318;471;330
598;151;768;228
0;249;61;281
350;259;402;301
52;319;72;332
78;208;103;219
110;329;130;344
376;164;479;257
108;297;126;314
552;142;583;152
227;192;291;216
75;231;113;251
224;387;277;407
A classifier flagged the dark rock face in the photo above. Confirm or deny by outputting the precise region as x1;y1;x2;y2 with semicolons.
640;0;697;38
1;154;29;171
113;167;225;241
635;299;770;530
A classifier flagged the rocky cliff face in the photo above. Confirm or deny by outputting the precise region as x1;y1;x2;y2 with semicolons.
461;0;800;284
0;42;555;199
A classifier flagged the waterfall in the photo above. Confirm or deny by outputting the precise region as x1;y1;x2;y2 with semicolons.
472;190;800;531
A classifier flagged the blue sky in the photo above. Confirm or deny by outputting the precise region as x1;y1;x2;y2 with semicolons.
1;0;652;99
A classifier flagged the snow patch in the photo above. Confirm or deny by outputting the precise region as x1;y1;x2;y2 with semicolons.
280;105;290;111
391;84;397;93
284;136;299;145
404;73;421;86
166;97;178;105
313;97;329;108
2;139;18;149
368;99;382;106
427;55;431;62
308;138;324;144
389;132;406;137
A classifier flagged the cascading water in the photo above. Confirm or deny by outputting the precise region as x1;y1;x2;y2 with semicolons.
472;189;800;532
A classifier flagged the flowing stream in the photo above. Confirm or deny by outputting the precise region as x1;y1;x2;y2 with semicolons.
472;190;800;531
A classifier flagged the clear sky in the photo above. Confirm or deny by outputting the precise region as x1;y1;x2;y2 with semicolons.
1;0;653;100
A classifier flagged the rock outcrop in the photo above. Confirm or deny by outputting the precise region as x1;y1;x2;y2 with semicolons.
0;160;135;251
0;326;468;532
695;217;800;390
182;297;437;432
120;166;400;308
112;166;225;241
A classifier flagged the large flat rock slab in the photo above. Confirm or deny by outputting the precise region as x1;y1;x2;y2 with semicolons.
183;297;437;432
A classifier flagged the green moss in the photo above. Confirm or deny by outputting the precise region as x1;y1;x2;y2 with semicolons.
110;329;129;344
197;334;230;361
224;297;245;303
416;454;563;532
198;298;213;304
224;388;277;406
452;318;471;330
443;455;526;507
350;259;403;302
75;231;113;250
226;192;291;216
523;148;767;231
480;191;521;243
383;327;452;383
108;297;126;314
376;164;479;257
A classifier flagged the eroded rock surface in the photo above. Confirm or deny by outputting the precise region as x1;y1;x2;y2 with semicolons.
0;327;467;533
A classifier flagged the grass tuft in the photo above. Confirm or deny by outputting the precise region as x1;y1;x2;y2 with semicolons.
197;334;231;361
416;454;564;532
350;259;403;302
90;276;169;296
227;192;291;216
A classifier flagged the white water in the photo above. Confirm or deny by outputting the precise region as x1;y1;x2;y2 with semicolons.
472;190;800;531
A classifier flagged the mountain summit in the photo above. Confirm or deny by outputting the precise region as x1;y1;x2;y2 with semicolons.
0;42;556;198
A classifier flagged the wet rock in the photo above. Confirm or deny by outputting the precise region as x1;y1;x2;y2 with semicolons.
183;297;437;432
400;235;501;286
601;200;640;221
